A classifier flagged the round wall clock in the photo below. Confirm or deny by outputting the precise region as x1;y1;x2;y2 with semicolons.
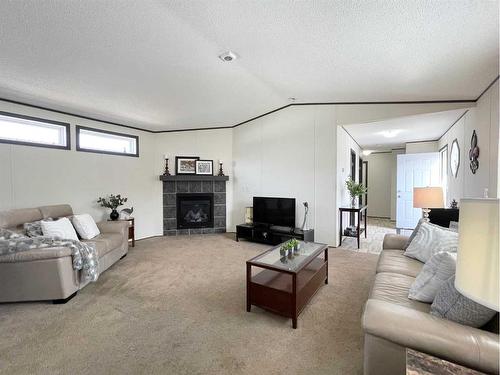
450;139;460;178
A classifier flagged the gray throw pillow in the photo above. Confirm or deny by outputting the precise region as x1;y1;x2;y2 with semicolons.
23;218;53;237
408;252;457;303
430;276;497;328
403;219;423;250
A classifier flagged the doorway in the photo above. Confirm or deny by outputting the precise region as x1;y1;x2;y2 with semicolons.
396;152;440;230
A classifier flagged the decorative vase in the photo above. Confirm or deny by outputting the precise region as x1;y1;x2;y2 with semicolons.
110;209;119;221
295;243;301;253
280;248;287;258
351;196;357;207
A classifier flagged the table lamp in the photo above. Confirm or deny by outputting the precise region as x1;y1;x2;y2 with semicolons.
455;198;499;311
413;187;444;221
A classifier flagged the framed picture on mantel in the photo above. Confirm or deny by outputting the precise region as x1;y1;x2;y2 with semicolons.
175;156;199;175
196;160;213;175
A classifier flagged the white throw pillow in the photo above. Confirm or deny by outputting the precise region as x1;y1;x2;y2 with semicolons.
72;214;100;240
408;252;457;303
41;217;79;241
404;221;458;263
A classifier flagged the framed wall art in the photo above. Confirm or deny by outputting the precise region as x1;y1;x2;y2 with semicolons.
195;160;213;175
175;156;199;175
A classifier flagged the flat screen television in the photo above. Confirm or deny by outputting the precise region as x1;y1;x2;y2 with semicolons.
253;197;295;228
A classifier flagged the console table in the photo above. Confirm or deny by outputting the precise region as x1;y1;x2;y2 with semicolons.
339;205;367;249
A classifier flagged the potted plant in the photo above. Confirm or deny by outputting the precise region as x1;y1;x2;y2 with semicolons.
289;238;300;253
97;194;128;221
280;243;288;258
345;177;367;207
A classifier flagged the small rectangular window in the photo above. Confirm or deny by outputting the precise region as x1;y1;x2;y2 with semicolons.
76;126;139;157
0;111;69;149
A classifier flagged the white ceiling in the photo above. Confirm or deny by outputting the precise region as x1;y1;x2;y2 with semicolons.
343;109;469;150
0;1;497;131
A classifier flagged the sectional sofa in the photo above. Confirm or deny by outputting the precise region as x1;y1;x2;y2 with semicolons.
362;233;499;375
0;204;129;303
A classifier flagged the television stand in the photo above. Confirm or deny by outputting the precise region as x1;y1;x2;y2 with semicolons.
236;224;314;245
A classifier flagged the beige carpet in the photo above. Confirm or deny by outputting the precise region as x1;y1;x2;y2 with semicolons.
339;217;411;254
0;234;378;375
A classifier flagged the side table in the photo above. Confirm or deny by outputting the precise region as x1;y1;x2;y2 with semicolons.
108;218;135;247
406;349;486;375
339;205;367;249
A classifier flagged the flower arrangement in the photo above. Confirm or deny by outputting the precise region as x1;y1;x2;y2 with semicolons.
345;177;367;206
97;194;128;220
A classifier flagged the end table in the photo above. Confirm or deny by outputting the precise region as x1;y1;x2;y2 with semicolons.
108;218;135;247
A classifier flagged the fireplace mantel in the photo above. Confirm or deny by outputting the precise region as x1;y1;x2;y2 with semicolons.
159;175;229;182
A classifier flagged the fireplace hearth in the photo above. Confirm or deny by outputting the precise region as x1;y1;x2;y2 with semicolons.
161;175;229;236
177;194;214;229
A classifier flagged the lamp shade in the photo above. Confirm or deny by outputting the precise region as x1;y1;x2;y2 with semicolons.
413;187;444;208
455;198;499;311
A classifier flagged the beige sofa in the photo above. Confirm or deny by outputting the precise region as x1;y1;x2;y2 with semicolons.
362;233;499;375
0;204;128;303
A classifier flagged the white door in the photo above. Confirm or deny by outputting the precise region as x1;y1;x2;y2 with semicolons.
396;152;441;229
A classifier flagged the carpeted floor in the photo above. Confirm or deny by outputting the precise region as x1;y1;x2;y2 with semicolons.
0;234;378;375
339;217;411;254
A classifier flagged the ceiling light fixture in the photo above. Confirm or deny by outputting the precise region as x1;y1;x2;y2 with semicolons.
362;150;373;156
379;129;403;138
218;51;238;62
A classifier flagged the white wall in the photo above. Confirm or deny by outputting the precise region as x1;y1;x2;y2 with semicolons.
438;81;499;202
405;141;438;154
0;100;162;240
154;129;233;230
232;105;337;244
390;149;405;220
364;152;392;218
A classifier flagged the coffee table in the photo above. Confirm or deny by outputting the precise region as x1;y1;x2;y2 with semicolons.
246;241;328;328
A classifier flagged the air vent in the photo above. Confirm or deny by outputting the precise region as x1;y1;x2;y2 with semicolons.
218;51;238;62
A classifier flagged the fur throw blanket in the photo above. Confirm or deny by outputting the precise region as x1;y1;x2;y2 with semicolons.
0;228;99;282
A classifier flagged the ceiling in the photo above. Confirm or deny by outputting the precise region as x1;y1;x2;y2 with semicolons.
0;1;497;131
343;109;469;150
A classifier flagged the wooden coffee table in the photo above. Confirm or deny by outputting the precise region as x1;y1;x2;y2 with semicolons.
246;241;328;328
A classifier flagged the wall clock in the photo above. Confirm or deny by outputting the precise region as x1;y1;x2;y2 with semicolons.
450;139;460;178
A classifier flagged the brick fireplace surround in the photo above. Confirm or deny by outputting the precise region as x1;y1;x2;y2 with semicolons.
160;175;229;236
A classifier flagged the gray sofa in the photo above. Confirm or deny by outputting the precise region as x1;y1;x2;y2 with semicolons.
362;233;499;375
0;204;129;303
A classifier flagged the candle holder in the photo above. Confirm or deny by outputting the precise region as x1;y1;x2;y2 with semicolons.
163;158;171;176
217;161;225;176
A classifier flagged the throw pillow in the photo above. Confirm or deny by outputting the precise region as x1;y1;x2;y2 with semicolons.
23;218;53;237
404;221;458;263
431;276;497;328
71;214;100;240
403;219;424;250
408;252;457;303
41;217;79;241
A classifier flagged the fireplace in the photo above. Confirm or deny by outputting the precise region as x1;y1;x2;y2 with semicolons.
161;175;228;236
176;193;214;229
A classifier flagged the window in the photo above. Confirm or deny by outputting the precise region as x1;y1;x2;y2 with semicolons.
0;111;69;149
76;126;139;157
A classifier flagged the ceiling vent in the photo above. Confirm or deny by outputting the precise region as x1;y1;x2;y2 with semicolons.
218;51;238;62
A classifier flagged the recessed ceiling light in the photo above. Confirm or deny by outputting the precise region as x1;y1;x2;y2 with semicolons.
362;150;373;156
218;51;238;62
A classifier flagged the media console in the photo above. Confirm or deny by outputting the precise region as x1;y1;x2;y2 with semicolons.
236;223;314;245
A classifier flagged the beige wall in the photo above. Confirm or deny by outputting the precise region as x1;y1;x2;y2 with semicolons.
438;81;499;202
364;152;392;218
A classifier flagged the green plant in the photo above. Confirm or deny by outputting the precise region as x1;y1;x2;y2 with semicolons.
345;177;367;198
97;194;128;210
288;238;299;248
